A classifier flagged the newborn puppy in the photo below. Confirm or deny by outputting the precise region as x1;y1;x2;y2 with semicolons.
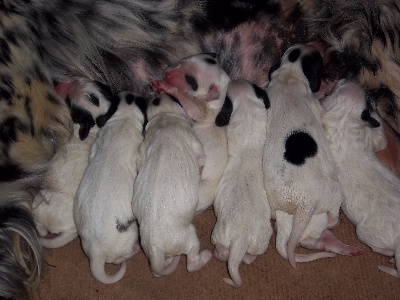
151;53;230;213
33;79;114;249
132;93;212;277
74;91;146;284
322;80;400;277
264;45;363;268
211;79;273;287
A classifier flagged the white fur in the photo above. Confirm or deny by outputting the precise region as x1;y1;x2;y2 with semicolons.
211;79;273;287
152;53;230;213
264;45;343;267
74;91;145;284
132;93;212;277
33;80;112;249
322;80;400;277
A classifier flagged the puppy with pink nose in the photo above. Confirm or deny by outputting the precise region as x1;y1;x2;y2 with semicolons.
33;79;114;249
151;53;230;213
133;92;211;277
74;91;146;284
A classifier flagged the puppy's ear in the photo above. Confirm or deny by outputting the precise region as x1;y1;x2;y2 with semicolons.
268;60;281;81
215;96;233;127
206;83;220;101
361;109;381;128
301;51;324;93
69;107;95;140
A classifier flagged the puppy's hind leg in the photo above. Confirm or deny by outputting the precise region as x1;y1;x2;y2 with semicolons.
150;249;180;277
186;225;212;272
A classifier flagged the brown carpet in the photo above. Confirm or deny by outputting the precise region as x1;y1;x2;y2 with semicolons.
34;210;399;300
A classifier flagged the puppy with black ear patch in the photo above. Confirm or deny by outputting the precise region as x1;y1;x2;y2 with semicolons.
264;45;363;268
74;91;146;284
322;80;400;278
151;53;230;213
211;79;273;287
33;80;115;249
132;93;212;277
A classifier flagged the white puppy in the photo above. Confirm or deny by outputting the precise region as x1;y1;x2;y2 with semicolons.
322;80;400;277
74;91;146;284
211;79;273;287
33;79;114;249
132;93;212;277
151;53;230;213
264;45;363;268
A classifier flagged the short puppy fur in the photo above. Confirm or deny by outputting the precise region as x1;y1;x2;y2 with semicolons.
74;91;146;284
132;93;212;277
211;79;273;287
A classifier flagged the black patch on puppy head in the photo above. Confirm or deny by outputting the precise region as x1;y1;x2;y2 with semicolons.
202;53;217;65
288;48;301;62
125;93;135;105
301;51;324;93
215;96;233;127
252;84;270;109
96;94;121;128
185;75;198;92
152;97;161;106
86;92;100;107
69;106;95;141
284;131;318;166
94;81;113;102
116;218;135;233
268;60;281;81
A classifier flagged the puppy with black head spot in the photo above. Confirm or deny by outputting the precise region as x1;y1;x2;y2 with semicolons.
264;44;363;268
74;91;146;284
33;79;115;249
211;79;273;287
322;80;400;278
132;92;212;277
151;53;230;214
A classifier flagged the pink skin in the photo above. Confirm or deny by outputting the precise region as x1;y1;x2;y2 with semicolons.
300;229;364;257
150;81;208;122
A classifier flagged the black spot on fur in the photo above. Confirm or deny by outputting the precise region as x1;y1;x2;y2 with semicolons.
0;117;27;146
96;94;120;128
94;81;113;103
116;218;135;233
125;93;135;105
0;38;11;65
301;51;323;93
0;163;27;182
252;84;270;109
288;48;301;62
69;107;95;141
284;131;318;166
185;75;198;92
215;96;233;127
361;109;380;128
152;97;161;106
86;92;100;107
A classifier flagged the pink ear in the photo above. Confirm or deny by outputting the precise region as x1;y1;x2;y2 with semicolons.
205;83;220;101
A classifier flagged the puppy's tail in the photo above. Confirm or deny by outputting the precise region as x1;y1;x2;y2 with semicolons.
224;239;248;288
287;206;313;268
0;205;42;300
89;255;126;284
40;229;77;249
150;249;180;277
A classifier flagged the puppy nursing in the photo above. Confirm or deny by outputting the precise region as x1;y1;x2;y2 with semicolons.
33;80;114;249
132;93;211;277
322;80;400;277
152;53;230;213
264;45;362;267
211;79;273;287
74;91;146;284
